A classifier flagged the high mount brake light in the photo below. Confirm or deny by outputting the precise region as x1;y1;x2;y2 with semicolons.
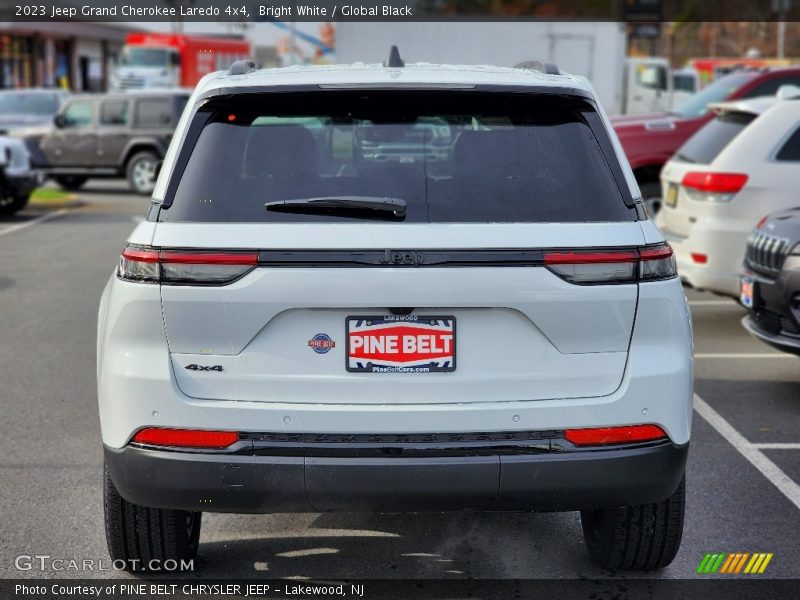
681;171;748;202
132;428;240;449
544;244;676;284
564;424;668;446
118;245;258;285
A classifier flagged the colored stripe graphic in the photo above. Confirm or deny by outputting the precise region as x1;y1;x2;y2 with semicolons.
698;552;773;574
719;553;736;573
696;553;713;573
734;553;750;573
697;553;727;573
720;553;748;573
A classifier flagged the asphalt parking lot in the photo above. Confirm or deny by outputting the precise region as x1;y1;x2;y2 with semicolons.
1;181;799;581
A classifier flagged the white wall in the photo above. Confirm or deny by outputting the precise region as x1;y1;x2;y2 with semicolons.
336;22;627;113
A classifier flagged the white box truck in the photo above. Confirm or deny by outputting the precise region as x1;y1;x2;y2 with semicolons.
335;22;694;115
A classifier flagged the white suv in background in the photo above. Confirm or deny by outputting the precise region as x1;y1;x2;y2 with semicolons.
98;53;693;572
657;87;800;297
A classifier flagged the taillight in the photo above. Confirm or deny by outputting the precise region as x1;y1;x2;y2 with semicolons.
639;245;677;280
118;244;257;285
544;243;676;284
564;424;667;446
132;427;239;449
682;171;748;202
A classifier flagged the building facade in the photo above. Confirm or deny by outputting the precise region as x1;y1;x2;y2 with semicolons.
0;22;131;91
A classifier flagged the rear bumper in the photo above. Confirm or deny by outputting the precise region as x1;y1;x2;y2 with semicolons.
1;170;40;196
660;217;750;298
742;315;800;356
675;260;740;297
104;440;688;513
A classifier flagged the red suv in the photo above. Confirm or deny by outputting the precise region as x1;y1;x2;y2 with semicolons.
612;68;800;213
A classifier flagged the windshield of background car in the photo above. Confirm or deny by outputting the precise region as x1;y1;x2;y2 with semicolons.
671;73;753;118
0;92;61;115
121;47;169;67
160;91;635;224
673;110;757;164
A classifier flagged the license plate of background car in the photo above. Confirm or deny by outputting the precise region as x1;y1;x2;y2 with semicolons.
346;316;456;373
665;184;679;208
740;275;755;308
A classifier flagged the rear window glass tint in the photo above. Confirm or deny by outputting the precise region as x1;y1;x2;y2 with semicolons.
776;126;800;162
674;111;755;164
160;92;634;224
100;100;128;126
742;77;800;99
135;98;177;127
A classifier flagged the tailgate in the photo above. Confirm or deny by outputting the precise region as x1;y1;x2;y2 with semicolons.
154;223;643;405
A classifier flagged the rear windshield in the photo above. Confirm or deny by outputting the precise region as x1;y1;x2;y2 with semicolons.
670;72;752;119
673;111;756;165
160;92;634;224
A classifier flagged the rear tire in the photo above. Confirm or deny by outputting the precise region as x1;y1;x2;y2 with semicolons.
54;175;87;191
0;193;29;215
580;476;685;571
126;151;158;195
639;181;662;217
103;465;201;572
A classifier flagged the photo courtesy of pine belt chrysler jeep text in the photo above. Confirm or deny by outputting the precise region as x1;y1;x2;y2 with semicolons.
97;51;693;572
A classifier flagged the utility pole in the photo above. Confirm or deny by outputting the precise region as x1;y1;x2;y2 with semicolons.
773;0;791;58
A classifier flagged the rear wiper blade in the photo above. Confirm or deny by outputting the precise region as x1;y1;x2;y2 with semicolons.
266;196;406;218
673;153;695;164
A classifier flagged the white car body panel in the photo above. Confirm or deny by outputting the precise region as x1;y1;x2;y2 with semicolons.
99;62;693;458
98;275;692;448
657;100;800;297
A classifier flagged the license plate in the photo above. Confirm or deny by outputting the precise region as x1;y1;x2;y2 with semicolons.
346;315;456;373
740;275;755;308
665;184;678;208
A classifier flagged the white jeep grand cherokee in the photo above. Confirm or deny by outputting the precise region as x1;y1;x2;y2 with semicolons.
98;52;693;572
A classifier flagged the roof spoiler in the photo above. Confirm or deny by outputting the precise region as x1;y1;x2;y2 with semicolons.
228;60;257;76
776;84;800;100
513;60;560;75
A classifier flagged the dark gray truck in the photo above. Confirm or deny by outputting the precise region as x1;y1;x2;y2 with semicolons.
24;90;188;195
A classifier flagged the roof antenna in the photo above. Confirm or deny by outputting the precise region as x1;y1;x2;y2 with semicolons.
384;45;405;68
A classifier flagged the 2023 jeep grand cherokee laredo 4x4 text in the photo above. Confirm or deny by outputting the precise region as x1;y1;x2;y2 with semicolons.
98;54;693;572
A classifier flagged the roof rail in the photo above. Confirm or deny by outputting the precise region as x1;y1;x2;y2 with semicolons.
513;60;560;75
229;60;257;76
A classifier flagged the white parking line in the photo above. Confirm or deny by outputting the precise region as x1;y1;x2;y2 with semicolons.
752;443;800;450
688;300;738;306
0;208;69;237
694;393;800;511
694;353;793;359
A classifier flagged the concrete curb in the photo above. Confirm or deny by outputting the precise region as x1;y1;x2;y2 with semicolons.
27;193;84;210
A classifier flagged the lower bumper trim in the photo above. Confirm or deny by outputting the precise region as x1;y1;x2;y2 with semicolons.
105;440;688;513
742;315;800;355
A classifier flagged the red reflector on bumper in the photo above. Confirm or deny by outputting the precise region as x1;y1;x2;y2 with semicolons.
691;253;708;264
564;425;667;446
132;428;239;449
